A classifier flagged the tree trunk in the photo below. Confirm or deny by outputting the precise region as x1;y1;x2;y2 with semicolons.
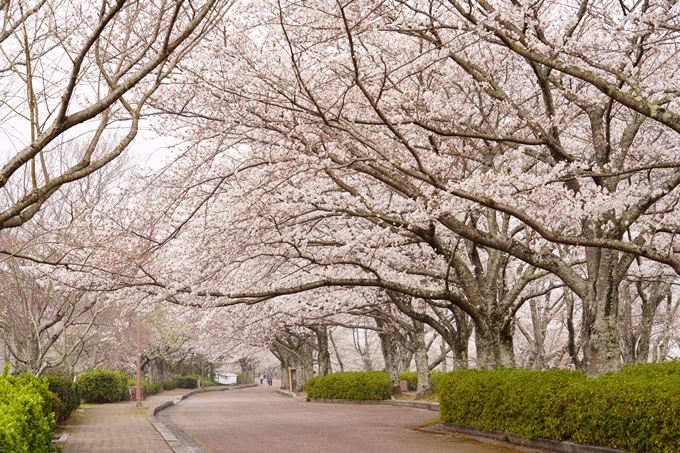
529;298;547;369
618;284;636;365
412;320;432;399
581;248;626;376
272;333;315;392
329;328;345;372
311;326;332;376
375;318;402;394
440;336;447;372
635;281;667;363
474;319;515;370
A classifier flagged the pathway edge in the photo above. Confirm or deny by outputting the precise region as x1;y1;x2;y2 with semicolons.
436;423;635;453
299;395;633;453
148;384;257;453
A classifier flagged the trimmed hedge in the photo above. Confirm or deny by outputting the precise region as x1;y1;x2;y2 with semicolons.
399;371;417;390
306;371;392;400
145;375;199;393
398;370;444;393
438;364;680;453
0;368;56;453
143;381;161;395
45;375;81;424
76;370;128;403
173;375;199;389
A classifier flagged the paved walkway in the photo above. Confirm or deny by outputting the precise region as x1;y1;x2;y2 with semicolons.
59;382;527;453
168;381;526;453
59;388;219;453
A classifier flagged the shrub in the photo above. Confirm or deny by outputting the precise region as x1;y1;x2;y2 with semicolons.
437;364;680;453
142;381;161;395
430;370;444;392
306;371;392;400
399;371;417;390
45;375;81;424
49;392;66;427
113;371;129;401
76;369;128;403
172;375;199;389
398;370;444;393
0;368;56;452
162;379;177;391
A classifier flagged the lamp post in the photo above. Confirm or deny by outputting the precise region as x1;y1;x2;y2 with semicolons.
135;307;143;408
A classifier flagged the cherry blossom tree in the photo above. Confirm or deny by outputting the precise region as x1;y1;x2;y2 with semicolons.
0;253;110;377
40;0;680;377
0;0;230;233
156;0;678;376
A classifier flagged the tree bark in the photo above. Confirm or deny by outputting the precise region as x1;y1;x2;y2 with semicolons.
412;320;432;399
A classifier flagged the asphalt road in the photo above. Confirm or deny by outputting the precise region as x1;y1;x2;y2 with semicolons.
167;380;525;453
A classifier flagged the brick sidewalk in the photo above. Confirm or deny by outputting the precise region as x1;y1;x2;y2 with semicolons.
58;388;217;453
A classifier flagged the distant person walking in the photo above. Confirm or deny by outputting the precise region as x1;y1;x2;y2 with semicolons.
259;374;264;385
267;374;272;386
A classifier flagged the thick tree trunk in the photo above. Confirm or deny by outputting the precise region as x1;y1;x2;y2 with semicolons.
529;298;547;369
412;320;432;399
635;282;667;363
475;320;515;369
144;357;173;384
580;247;629;376
272;334;315;392
375;318;402;394
656;294;677;361
311;326;332;376
618;285;636;365
451;306;471;370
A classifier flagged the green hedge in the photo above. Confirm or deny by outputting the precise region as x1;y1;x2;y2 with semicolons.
172;375;199;389
306;371;392;400
143;376;198;395
143;381;161;395
0;368;56;453
438;364;680;453
399;371;417;390
45;375;81;424
76;370;128;403
398;370;444;392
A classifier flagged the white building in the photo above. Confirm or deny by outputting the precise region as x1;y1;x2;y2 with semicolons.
215;373;238;385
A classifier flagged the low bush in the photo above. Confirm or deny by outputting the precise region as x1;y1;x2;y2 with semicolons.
399;371;417;391
162;379;177;390
398;370;444;393
172;375;199;389
76;369;128;403
45;375;81;424
143;381;161;395
438;364;680;453
430;370;444;392
306;371;392;400
0;367;56;452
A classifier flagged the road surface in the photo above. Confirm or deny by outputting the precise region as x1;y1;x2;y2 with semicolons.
166;380;525;453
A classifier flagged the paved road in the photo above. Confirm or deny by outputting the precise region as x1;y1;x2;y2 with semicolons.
167;380;523;453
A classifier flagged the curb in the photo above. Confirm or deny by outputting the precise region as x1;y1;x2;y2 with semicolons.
148;384;257;453
436;423;634;453
304;398;631;453
53;408;84;447
275;389;299;399
306;396;440;412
